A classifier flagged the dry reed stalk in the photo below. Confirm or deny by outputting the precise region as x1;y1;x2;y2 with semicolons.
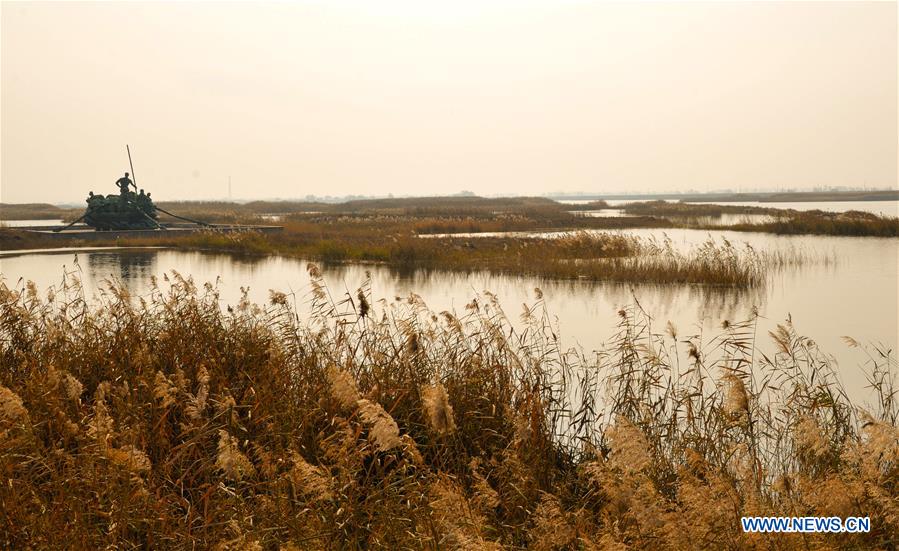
427;477;500;550
722;372;749;424
105;445;152;474
216;430;257;481
605;415;652;474
469;459;500;512
326;365;360;410
87;400;114;443
401;434;425;466
185;365;210;420
528;493;576;551
421;383;457;435
153;371;179;409
793;415;830;459
0;385;29;426
286;451;333;502
356;399;401;451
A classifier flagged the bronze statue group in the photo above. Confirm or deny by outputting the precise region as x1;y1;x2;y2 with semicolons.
87;172;154;212
80;172;159;230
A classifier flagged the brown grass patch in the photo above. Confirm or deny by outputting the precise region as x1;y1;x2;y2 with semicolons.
0;272;895;548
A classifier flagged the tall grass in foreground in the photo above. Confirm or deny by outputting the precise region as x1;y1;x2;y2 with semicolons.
0;270;896;549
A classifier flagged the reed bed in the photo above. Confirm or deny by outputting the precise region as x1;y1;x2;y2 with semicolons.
107;227;791;287
619;202;899;237
584;235;774;286
620;200;778;217
0;212;817;288
724;210;899;237
4;195;897;237
0;228;70;251
0;203;77;221
0;271;895;549
563;200;612;211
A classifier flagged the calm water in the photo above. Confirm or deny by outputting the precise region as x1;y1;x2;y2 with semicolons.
678;213;780;226
570;209;634;218
557;198;899;217
1;230;897;402
569;211;779;225
0;219;65;227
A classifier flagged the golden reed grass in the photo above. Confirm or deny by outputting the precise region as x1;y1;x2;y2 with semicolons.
0;268;896;549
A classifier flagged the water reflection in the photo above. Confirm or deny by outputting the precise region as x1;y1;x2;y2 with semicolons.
570;209;633;218
87;251;157;290
567;211;780;225
1;248;766;338
670;213;780;226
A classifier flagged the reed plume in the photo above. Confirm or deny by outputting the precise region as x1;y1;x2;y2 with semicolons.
356;399;402;451
421;383;457;435
326;365;360;410
0;385;29;426
216;430;257;481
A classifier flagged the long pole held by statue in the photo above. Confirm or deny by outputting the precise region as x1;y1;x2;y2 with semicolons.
126;144;138;191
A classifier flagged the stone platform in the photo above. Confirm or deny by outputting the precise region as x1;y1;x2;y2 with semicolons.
11;223;283;240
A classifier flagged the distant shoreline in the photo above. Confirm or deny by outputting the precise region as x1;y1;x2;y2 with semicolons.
2;189;898;222
548;189;899;203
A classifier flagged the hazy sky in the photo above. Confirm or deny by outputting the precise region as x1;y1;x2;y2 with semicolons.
2;1;896;203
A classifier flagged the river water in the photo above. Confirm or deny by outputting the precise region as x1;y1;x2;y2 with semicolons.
1;227;896;403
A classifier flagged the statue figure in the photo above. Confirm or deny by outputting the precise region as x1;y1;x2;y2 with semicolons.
116;172;134;195
63;149;170;232
136;189;150;211
87;191;105;205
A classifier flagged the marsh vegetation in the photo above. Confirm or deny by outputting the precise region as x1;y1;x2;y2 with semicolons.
94;228;796;287
4;195;898;234
0;271;896;549
4;195;835;288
